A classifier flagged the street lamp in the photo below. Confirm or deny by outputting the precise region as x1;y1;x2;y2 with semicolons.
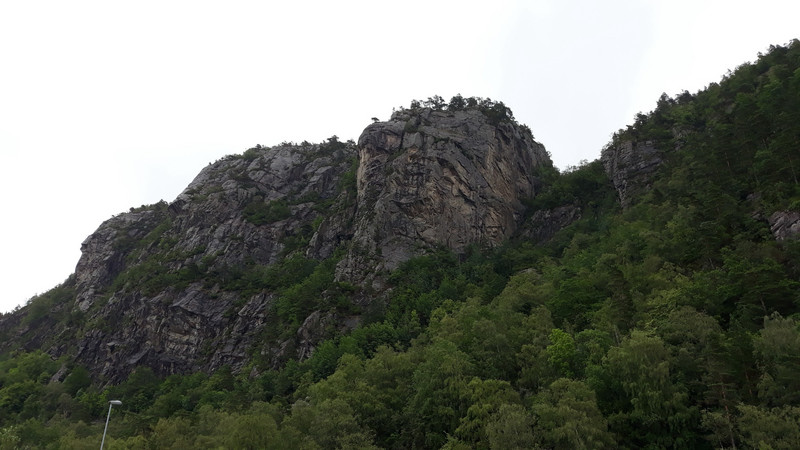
100;400;122;450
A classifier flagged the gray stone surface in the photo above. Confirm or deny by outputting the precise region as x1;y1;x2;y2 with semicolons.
337;108;551;288
601;140;662;208
67;143;358;381
769;210;800;241
521;205;582;243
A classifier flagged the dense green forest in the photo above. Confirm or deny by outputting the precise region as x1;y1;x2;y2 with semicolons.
2;41;800;449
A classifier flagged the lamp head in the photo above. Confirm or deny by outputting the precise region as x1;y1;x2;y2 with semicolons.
109;400;122;406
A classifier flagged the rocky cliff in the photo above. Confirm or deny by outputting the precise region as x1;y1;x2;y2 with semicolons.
600;139;662;208
769;210;800;241
69;142;359;381
337;107;551;289
0;102;553;382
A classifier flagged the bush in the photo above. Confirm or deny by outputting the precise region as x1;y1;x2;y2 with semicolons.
243;197;291;225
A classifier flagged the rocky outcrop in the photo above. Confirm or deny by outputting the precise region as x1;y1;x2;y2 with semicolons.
520;205;582;243
768;210;800;241
75;208;167;312
601;140;662;208
66;143;358;381
1;104;554;382
337;108;552;288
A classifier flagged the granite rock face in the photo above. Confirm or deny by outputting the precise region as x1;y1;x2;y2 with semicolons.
601;140;662;208
520;205;582;243
75;209;165;312
337;108;551;288
768;210;800;241
68;143;359;381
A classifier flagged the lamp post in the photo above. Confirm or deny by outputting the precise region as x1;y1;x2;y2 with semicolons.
100;400;122;450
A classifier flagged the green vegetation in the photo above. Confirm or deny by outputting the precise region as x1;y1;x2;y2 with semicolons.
243;196;291;225
402;94;518;126
20;283;76;326
2;40;800;448
338;156;358;194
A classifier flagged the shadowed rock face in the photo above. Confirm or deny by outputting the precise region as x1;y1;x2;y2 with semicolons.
601;140;662;208
337;108;552;289
520;205;582;244
67;143;358;381
75;210;164;313
769;210;800;241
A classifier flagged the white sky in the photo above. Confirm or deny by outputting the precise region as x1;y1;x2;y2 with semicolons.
1;0;798;313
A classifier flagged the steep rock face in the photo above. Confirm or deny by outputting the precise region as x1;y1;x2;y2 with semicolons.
68;143;358;381
768;210;800;241
337;108;551;288
75;209;166;312
519;205;582;243
601;140;662;208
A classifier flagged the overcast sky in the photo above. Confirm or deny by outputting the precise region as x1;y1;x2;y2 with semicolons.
1;0;798;313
